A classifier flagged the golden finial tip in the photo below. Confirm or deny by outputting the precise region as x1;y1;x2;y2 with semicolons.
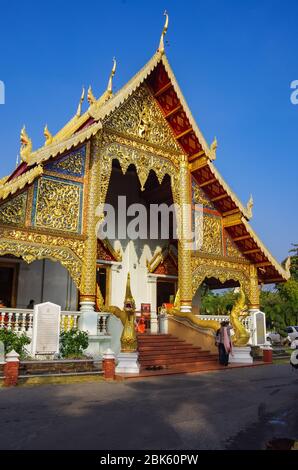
76;86;86;116
107;57;117;94
158;10;169;53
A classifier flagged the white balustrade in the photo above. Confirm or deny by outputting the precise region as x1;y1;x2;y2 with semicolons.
97;313;110;336
0;308;34;336
0;308;81;336
60;311;80;332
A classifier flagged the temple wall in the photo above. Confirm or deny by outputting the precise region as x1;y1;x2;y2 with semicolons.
17;260;78;310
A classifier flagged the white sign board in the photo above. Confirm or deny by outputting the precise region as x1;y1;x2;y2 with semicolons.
250;310;267;346
32;302;61;356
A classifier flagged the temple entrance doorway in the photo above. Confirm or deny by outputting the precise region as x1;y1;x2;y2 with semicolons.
192;277;241;316
0;261;19;308
157;278;177;313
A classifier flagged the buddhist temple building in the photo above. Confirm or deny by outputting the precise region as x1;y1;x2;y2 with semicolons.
0;14;290;358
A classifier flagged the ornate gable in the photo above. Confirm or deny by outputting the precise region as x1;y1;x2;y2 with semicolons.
225;231;247;260
103;85;181;153
44;146;86;178
192;178;215;209
0;192;27;226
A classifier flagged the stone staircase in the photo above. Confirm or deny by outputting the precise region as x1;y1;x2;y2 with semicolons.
137;333;218;374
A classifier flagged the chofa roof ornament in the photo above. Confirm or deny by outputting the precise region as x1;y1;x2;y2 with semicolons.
210;137;218;161
20;126;32;163
107;57;117;95
158;10;169;54
76;87;85;117
246;194;254;219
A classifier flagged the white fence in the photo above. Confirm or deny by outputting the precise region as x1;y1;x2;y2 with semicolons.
197;314;252;332
0;308;110;337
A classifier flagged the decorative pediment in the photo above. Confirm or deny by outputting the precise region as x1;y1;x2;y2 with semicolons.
192;178;215;209
32;176;83;233
45;145;86;178
97;239;122;262
147;244;178;275
104;85;181;154
0;192;27;226
225;232;246;260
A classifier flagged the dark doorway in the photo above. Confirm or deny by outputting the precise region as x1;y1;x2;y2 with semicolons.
157;279;177;311
0;263;19;308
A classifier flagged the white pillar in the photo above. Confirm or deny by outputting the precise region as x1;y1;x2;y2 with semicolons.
78;301;97;335
148;275;158;333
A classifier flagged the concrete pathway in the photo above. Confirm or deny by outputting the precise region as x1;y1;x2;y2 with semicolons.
0;364;297;450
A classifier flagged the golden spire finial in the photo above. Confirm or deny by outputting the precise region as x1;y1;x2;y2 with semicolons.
107;57;117;95
20;126;33;163
87;85;96;106
44;124;53;146
210;137;218;160
76;86;85;117
124;273;136;311
158;10;169;54
246;194;254;218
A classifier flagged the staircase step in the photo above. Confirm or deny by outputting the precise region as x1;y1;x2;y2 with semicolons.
137;332;217;372
138;347;204;355
140;356;217;366
139;350;211;359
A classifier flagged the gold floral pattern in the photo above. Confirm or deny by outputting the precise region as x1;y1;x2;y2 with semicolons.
0;192;27;226
104;85;181;153
34;178;81;233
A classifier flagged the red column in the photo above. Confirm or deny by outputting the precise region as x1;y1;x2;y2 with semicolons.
103;349;116;380
4;350;20;387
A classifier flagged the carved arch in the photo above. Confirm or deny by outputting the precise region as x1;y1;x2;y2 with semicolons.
0;239;82;288
95;138;181;209
191;261;251;302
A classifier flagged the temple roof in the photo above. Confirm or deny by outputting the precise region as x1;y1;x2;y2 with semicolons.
0;23;290;284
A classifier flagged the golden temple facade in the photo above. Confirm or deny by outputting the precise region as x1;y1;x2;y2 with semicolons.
0;15;290;317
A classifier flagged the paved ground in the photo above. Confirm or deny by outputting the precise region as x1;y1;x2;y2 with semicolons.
0;364;297;450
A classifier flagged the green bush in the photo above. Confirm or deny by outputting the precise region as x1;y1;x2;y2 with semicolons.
0;329;31;359
60;328;89;358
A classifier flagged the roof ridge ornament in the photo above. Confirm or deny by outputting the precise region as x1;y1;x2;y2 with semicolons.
87;85;96;106
158;10;169;54
76;86;85;117
210;137;217;160
107;57;117;95
44;124;53;146
20;126;32;163
285;256;291;276
246;194;254;219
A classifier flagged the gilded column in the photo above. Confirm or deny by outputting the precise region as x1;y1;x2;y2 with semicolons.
79;139;101;334
178;155;192;312
248;264;260;309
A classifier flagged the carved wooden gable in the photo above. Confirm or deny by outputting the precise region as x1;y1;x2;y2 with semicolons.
0;191;27;227
192;178;216;210
44;145;86;178
104;85;181;153
224;231;246;260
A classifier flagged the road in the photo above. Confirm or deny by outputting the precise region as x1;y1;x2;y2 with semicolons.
0;364;297;450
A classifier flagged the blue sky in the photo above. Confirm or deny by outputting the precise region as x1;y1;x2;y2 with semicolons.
0;0;297;262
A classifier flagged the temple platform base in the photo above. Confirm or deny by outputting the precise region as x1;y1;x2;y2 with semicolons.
229;346;253;364
115;352;140;374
